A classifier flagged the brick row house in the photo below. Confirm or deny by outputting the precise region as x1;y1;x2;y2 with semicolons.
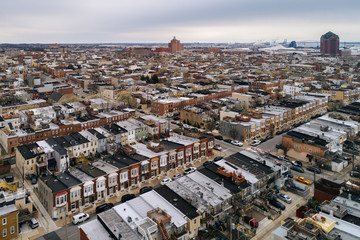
0;109;135;155
37;134;214;220
151;86;249;116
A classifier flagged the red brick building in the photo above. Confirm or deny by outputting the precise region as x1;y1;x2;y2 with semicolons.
168;37;184;53
320;31;339;56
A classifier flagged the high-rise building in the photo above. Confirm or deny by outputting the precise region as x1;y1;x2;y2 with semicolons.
168;36;184;53
320;31;339;56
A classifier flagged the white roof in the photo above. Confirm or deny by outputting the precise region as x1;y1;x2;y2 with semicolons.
185;171;232;201
79;220;112;240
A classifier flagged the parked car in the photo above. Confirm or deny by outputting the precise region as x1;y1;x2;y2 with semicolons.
72;213;90;225
171;121;178;124
161;178;172;185
215;135;223;140
173;116;180;120
306;166;321;174
231;140;243;147
213;145;222;151
29;218;39;229
4;175;14;183
184;167;197;175
277;193;292;204
121;194;136;203
269;200;286;210
203;161;213;166
296;176;311;185
290;165;304;173
139;111;145;114
214;156;223;161
96;203;114;213
291;161;303;167
260;138;267;143
172;174;183;180
29;174;37;184
275;144;281;149
350;171;360;178
224;139;232;143
266;135;274;140
250;140;261;146
139;186;153;194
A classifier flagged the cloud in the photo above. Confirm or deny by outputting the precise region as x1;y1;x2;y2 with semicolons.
0;0;359;43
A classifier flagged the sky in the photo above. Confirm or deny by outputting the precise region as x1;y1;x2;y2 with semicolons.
0;0;359;43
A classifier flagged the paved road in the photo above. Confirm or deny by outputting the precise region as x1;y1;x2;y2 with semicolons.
258;134;283;152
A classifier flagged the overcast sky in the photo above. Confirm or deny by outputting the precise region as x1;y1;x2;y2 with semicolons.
1;0;359;43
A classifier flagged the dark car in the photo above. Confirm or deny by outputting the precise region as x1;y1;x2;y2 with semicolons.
275;144;281;149
260;138;267;143
266;135;274;140
29;174;37;185
121;194;136;203
215;135;223;140
269;200;286;210
224;139;232;143
276;131;283;135
96;203;114;214
290;166;304;173
139;110;145;114
140;186;153;194
173;116;180;120
4;175;14;183
203;161;213;166
306;167;321;174
350;171;360;178
214;156;223;161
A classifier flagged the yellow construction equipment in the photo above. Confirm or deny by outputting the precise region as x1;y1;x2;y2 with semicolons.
0;179;18;192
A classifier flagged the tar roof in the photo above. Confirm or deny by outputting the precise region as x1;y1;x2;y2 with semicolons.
56;172;81;187
77;164;106;178
155;185;199;220
199;164;248;193
17;143;43;160
40;175;68;193
225;152;274;177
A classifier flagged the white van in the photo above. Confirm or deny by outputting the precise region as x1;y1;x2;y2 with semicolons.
72;213;90;225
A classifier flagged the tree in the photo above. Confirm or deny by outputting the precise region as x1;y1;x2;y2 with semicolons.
116;91;138;108
67;64;75;70
151;74;159;83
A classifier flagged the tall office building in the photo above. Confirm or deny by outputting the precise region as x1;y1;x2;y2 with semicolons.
168;36;184;53
320;31;339;56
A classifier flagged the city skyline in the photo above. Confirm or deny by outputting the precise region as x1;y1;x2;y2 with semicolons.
1;0;359;43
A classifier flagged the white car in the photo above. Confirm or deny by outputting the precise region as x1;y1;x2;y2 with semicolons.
251;140;261;146
231;140;243;147
72;213;90;225
213;145;222;151
277;193;292;204
161;178;172;185
184;167;197;175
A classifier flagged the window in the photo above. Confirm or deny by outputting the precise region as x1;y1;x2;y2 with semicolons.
2;218;6;225
71;202;76;210
10;226;15;234
3;229;6;237
194;219;197;224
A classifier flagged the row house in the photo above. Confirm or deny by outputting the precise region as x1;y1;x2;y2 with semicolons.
0;107;134;154
37;134;215;219
150;86;249;116
220;95;329;142
102;124;127;145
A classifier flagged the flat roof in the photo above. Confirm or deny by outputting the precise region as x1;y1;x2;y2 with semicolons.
155;186;199;220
